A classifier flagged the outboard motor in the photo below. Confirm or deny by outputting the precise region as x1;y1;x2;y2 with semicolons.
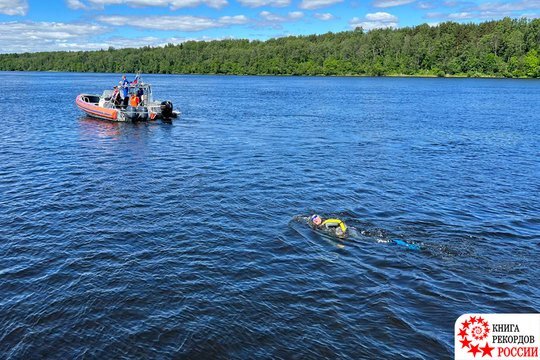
160;101;173;119
137;106;149;121
125;106;139;121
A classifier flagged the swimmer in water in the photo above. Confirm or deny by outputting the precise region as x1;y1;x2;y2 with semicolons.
308;214;348;239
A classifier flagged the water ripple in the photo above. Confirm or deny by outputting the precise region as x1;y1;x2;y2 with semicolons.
0;73;539;359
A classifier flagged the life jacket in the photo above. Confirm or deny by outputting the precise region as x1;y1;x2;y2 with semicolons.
321;219;347;233
129;96;139;107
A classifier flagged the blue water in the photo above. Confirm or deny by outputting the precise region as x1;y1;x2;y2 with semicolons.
0;72;539;359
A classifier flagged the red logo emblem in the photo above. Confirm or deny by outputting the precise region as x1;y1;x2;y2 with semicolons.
456;316;495;357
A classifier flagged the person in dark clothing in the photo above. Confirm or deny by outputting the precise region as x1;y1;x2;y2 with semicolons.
136;87;144;105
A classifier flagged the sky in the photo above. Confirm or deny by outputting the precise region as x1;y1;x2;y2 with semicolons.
0;0;538;53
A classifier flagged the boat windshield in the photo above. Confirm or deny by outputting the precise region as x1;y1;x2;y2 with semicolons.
102;90;113;98
129;84;153;102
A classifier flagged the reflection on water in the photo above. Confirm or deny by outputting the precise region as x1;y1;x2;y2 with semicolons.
79;116;124;140
77;116;175;153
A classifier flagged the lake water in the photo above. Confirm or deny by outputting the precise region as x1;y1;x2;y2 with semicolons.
0;72;539;359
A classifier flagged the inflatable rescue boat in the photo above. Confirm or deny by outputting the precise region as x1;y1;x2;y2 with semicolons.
76;77;179;122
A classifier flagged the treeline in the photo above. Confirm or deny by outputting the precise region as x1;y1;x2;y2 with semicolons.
1;17;539;77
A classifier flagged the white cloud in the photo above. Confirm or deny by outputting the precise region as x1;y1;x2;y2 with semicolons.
0;21;232;53
81;35;233;50
425;11;443;18
448;11;474;18
0;0;28;15
475;0;540;12
0;20;240;53
365;11;399;21
254;10;304;29
424;0;540;20
0;21;108;53
349;12;398;30
519;12;540;17
443;0;469;6
425;11;496;19
259;10;304;21
0;21;106;41
299;0;343;10
289;11;305;19
416;1;435;9
372;0;416;8
96;14;249;31
236;0;290;7
66;0;88;9
67;0;228;10
314;12;335;20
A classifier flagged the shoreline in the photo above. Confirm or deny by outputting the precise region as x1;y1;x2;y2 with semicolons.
0;69;538;80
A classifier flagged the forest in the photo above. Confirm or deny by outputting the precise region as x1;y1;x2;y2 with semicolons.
0;17;539;78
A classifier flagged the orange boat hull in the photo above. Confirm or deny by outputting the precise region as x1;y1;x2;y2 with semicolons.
76;95;119;121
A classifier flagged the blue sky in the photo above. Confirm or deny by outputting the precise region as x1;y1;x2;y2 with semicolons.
0;0;538;53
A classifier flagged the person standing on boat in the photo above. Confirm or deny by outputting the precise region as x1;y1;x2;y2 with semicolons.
121;75;130;108
111;86;121;107
136;87;144;106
